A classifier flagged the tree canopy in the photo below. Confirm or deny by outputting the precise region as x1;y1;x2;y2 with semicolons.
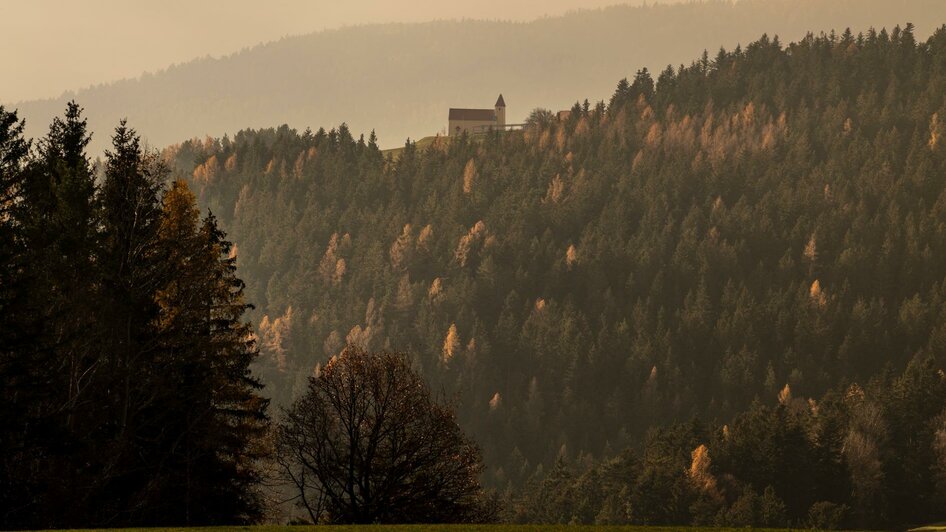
276;346;496;524
165;24;946;528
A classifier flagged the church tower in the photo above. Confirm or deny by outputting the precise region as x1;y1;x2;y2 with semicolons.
495;94;506;128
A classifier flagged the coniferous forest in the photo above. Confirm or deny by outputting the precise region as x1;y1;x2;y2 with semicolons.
0;105;268;527
6;19;946;531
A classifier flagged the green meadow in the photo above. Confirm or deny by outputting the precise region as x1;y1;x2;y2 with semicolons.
51;526;875;532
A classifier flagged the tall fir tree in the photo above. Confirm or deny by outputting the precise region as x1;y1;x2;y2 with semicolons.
90;120;169;525
18;103;100;525
154;180;269;523
0;105;49;528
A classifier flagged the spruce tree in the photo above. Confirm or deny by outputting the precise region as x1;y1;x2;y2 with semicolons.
154;180;268;523
0;106;30;371
18;104;99;519
90;120;169;525
42;102;100;526
193;210;269;522
0;106;48;529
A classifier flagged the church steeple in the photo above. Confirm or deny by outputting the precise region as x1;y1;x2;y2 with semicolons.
495;94;506;127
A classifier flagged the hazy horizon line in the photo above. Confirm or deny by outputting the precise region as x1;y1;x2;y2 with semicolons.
6;0;695;105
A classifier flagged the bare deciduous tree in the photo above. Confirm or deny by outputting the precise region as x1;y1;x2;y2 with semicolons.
275;346;496;524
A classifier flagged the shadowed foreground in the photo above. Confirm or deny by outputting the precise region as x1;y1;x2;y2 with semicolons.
52;526;875;532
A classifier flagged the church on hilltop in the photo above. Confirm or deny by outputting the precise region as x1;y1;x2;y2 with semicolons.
448;94;506;136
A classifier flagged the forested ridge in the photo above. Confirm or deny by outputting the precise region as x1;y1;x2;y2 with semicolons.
7;18;946;530
12;0;946;155
162;25;946;527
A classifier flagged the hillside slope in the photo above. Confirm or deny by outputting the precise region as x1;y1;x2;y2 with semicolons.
13;0;946;155
162;24;946;515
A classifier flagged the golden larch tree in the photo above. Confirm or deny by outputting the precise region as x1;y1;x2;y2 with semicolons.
442;323;460;364
462;159;477;195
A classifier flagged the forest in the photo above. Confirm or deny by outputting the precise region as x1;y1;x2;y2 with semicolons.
162;25;946;528
5;18;946;531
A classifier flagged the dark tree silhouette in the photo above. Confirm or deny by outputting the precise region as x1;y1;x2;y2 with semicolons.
0;105;44;527
2;110;269;528
275;346;496;524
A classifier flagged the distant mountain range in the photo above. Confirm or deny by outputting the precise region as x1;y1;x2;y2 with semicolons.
9;0;946;154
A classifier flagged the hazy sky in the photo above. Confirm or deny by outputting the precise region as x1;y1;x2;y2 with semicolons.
3;0;671;104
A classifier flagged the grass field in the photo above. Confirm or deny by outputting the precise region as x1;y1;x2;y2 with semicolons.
381;127;522;159
52;527;870;532
381;135;451;159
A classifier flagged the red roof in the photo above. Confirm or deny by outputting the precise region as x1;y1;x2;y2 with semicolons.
449;108;496;121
